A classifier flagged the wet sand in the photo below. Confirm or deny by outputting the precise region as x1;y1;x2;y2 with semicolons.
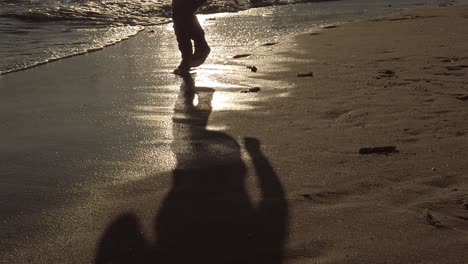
1;4;468;264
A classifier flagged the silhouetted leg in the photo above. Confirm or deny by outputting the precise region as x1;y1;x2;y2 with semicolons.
173;19;193;71
190;15;211;67
172;0;198;73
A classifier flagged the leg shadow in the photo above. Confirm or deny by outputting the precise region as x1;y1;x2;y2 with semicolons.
95;74;288;264
95;213;149;264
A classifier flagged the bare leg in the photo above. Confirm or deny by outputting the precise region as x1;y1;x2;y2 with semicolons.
190;15;211;67
172;0;197;74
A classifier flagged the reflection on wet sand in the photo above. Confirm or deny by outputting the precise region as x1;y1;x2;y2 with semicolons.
95;74;287;264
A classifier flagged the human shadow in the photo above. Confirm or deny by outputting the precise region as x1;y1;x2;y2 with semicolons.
95;74;288;264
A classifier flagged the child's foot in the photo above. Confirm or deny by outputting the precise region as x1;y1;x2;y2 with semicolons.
173;64;190;76
191;46;211;68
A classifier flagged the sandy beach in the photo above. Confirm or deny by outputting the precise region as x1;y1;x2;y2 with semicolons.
224;5;468;263
1;4;467;264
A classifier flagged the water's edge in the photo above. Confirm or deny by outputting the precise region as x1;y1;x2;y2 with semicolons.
0;0;382;76
0;0;460;77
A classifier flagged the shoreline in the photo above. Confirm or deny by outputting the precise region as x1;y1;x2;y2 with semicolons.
1;3;468;264
0;0;451;77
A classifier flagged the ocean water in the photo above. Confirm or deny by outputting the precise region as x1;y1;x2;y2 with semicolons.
0;0;464;75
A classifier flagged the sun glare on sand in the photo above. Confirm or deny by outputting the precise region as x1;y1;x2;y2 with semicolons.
195;64;257;111
164;12;256;112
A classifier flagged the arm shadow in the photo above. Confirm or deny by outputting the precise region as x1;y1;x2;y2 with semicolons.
95;74;288;264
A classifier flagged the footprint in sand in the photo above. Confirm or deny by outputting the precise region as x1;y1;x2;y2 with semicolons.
376;69;396;78
320;108;351;120
298;191;348;204
424;209;443;228
400;138;420;143
455;95;468;101
435;72;466;77
435;56;468;63
423;175;454;189
404;78;432;83
375;57;401;63
446;65;468;71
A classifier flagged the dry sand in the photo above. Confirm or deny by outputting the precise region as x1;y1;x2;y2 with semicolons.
1;4;468;264
224;5;468;263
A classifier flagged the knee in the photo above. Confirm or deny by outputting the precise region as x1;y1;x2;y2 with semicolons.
172;0;196;18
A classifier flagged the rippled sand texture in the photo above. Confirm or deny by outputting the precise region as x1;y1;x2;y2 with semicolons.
224;5;468;263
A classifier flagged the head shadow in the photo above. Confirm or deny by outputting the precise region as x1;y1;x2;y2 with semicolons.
95;74;288;264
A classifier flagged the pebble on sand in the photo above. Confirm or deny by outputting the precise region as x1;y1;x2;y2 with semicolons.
241;87;261;93
247;65;258;72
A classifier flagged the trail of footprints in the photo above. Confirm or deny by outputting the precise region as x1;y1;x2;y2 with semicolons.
372;55;468;99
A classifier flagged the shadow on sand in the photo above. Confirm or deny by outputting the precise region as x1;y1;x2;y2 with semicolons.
95;74;288;264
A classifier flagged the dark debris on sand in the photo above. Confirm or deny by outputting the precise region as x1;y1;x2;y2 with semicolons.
359;146;399;155
261;42;278;46
241;87;261;93
297;72;314;77
233;54;252;59
247;65;258;72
